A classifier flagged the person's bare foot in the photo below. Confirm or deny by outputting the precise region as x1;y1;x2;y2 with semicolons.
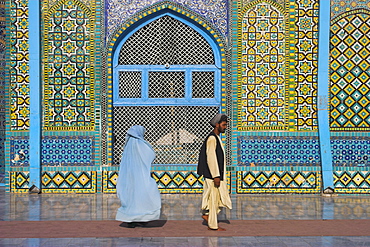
201;215;208;222
208;227;226;231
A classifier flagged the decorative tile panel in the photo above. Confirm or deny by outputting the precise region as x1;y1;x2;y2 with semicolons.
331;137;370;167
102;170;118;193
238;136;320;166
106;0;228;40
10;171;29;193
334;169;370;193
237;170;321;193
238;1;287;130
43;0;95;130
103;170;231;194
10;136;29;166
0;0;5;174
331;0;370;19
41;136;95;166
330;11;370;131
294;0;319;130
10;0;30;130
41;170;97;193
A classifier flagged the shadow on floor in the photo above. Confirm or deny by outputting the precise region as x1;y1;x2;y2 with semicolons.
119;220;167;228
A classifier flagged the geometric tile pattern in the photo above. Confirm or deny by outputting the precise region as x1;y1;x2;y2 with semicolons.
43;0;95;130
103;170;232;194
330;11;370;130
330;0;370;20
105;0;228;39
10;171;29;193
237;170;321;193
294;0;319;130
102;170;118;193
331;137;370;167
10;170;97;193
0;2;4;173
152;171;205;193
9;0;30;130
104;170;206;194
238;136;320;166
238;2;286;130
10;136;95;167
41;136;95;166
41;171;97;193
10;137;29;166
334;170;370;193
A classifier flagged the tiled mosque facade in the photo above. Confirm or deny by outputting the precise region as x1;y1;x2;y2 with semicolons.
1;0;370;194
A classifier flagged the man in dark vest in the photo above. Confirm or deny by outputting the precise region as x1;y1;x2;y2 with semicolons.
197;114;232;231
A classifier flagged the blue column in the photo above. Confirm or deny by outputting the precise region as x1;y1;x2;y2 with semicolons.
317;0;334;191
28;0;41;190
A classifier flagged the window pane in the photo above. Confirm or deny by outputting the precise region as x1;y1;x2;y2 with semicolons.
148;71;185;98
119;15;214;65
113;106;219;165
119;71;142;98
192;71;215;98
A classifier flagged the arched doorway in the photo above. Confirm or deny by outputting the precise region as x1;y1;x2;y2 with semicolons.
112;12;223;166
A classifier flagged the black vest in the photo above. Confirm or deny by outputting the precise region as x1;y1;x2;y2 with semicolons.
197;132;224;180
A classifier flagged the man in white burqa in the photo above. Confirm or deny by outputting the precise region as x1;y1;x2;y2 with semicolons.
197;114;232;231
115;125;161;228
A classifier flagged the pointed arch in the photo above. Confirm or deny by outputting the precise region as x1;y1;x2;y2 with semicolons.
105;2;227;165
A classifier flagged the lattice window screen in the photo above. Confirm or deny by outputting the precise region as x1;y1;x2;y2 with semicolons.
149;71;185;98
114;106;219;165
119;71;142;98
118;15;214;65
192;72;214;98
114;15;219;166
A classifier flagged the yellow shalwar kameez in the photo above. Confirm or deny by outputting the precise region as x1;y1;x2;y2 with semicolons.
201;135;232;230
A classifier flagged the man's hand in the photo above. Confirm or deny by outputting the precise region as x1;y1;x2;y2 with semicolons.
213;177;220;187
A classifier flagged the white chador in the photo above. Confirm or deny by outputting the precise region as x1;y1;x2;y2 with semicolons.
201;134;232;229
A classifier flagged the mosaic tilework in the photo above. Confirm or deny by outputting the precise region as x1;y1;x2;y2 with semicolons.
102;170;117;193
106;0;228;40
9;169;97;193
10;136;29;166
238;1;287;130
11;136;95;167
0;0;4;173
330;10;370;131
103;170;204;194
43;0;95;130
331;0;370;19
238;136;320;166
103;170;231;194
45;0;93;8
237;170;321;193
331;137;370;167
9;0;29;130
152;171;204;193
41;136;95;166
10;171;29;193
334;169;370;193
294;0;319;130
41;171;97;193
237;0;318;131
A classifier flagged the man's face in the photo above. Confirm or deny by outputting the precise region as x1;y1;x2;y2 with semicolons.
217;121;227;133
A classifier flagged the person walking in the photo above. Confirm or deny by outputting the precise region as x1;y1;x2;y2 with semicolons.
197;114;232;231
115;125;161;227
